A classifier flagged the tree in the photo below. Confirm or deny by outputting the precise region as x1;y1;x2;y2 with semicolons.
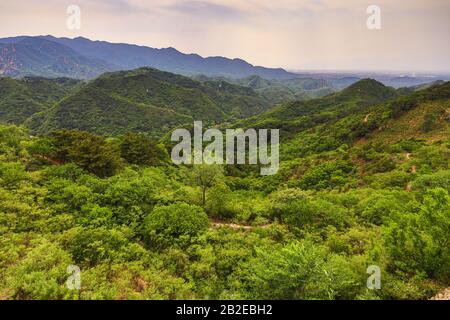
421;113;438;133
0;162;28;188
205;182;232;218
120;133;167;166
50;130;122;177
0;124;27;156
143;203;209;247
191;163;224;207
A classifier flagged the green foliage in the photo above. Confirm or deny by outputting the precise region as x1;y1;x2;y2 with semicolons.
247;241;360;299
26;68;272;137
120;133;168;166
144;203;209;247
271;190;349;231
383;188;450;281
191;163;224;207
0;79;449;300
0;124;28;157
421;113;438;133
412;170;450;191
3;239;74;299
0;77;80;125
298;160;356;190
0;162;28;188
63;226;144;267
50;130;122;177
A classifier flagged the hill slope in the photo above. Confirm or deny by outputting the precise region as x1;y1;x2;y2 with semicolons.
0;76;81;124
193;74;336;104
237;79;398;132
27;68;272;136
231;79;449;175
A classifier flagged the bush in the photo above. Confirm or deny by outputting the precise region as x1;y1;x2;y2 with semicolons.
271;189;349;230
421;113;438;133
299;160;355;190
3;239;74;299
412;170;450;192
383;188;450;280
247;241;360;299
144;203;209;247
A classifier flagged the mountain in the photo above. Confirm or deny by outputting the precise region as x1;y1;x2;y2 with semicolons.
329;76;362;89
380;76;443;88
193;74;336;104
25;68;272;136
236;79;398;132
0;36;299;80
0;76;81;124
291;71;450;89
239;79;449;162
0;37;112;78
397;80;446;96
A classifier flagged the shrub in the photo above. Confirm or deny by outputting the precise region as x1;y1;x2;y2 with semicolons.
144;203;209;247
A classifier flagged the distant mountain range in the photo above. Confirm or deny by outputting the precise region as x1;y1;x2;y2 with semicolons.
0;37;112;79
2;35;448;89
292;72;450;89
0;36;298;80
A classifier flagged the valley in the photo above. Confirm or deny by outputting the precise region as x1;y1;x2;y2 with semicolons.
0;63;448;300
1;0;450;307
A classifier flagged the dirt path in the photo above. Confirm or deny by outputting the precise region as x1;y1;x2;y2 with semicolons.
210;219;271;231
211;221;253;230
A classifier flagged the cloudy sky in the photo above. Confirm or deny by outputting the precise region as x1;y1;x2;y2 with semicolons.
1;0;449;72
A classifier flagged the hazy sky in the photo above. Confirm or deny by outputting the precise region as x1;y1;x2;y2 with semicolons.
1;0;449;72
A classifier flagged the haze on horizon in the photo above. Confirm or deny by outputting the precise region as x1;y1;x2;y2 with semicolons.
0;0;449;73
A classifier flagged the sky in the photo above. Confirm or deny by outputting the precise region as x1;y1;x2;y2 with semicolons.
0;0;449;72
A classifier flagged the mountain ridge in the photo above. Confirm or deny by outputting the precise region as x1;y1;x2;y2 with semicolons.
23;67;273;136
0;35;299;80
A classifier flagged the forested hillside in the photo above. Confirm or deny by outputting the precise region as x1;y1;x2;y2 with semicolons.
1;68;274;137
0;77;81;124
0;77;448;300
193;74;336;104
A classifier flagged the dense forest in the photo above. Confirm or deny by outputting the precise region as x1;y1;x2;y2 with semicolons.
0;71;449;300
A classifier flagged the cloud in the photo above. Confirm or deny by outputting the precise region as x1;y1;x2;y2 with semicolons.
164;1;246;20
